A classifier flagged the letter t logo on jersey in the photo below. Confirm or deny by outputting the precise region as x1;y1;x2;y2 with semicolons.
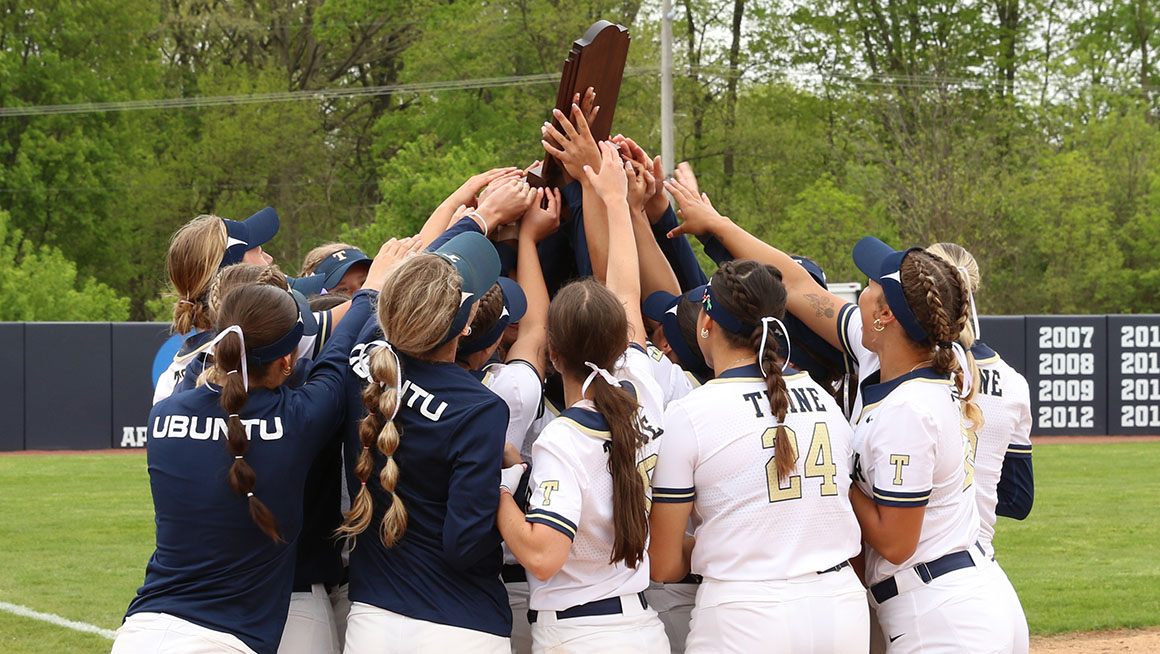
889;454;910;486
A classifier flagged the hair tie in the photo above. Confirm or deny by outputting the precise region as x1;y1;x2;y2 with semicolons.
228;413;239;418
363;445;369;450
937;341;954;349
178;299;196;306
246;492;254;498
361;481;367;486
757;317;791;377
234;455;243;459
383;343;403;422
207;326;248;390
950;342;974;398
581;361;621;397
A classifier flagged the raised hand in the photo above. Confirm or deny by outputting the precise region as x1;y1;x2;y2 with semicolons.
363;236;425;290
583;141;629;204
663;178;728;238
626;160;650;214
448;167;520;209
475;178;538;233
521;187;561;243
673;161;700;197
541;103;601;182
573;86;600;128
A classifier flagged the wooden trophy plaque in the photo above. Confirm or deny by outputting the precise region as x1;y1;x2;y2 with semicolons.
528;21;631;188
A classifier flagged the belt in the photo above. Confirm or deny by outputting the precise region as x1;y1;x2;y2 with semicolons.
527;591;648;624
502;564;527;584
819;561;850;575
870;545;981;604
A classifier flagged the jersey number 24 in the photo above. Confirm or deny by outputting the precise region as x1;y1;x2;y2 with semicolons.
762;422;838;503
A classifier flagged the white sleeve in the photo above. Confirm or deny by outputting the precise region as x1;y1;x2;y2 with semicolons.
837;302;879;376
484;360;544;452
652;403;698;504
865;406;939;507
526;431;585;541
1007;370;1033;452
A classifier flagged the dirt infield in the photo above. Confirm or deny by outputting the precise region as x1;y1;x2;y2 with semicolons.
1032;627;1160;653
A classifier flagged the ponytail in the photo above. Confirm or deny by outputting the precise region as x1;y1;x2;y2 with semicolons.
589;376;649;569
214;329;284;543
336;344;408;547
753;322;795;482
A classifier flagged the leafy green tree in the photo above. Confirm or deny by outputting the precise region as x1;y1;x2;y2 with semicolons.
0;211;129;321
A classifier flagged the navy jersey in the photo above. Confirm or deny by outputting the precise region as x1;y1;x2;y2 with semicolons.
124;292;373;654
344;318;511;637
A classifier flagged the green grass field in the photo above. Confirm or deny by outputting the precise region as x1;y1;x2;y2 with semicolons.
1;443;1157;653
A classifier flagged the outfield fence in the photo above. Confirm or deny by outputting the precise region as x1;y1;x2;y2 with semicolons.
1;315;1158;451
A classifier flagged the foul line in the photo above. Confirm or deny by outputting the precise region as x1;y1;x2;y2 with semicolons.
0;601;116;640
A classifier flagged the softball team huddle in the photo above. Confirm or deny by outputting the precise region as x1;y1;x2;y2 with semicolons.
115;97;1035;654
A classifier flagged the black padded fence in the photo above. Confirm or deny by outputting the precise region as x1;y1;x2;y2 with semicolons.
1;316;1157;451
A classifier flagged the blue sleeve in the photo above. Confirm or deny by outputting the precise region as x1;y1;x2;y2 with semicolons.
650;206;709;291
996;447;1033;520
697;233;734;264
426;216;483;252
293;292;374;454
441;397;508;570
494;241;517;277
558;181;593;277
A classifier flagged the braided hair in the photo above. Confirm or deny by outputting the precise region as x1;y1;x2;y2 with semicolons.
710;260;796;481
213;284;300;543
901;251;984;430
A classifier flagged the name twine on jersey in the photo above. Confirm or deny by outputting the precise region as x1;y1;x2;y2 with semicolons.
349;341;449;421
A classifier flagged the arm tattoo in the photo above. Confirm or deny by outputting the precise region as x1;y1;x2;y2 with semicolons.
804;293;836;319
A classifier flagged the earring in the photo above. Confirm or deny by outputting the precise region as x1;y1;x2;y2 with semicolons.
464;326;473;336
873;318;885;332
282;367;292;376
700;328;709;339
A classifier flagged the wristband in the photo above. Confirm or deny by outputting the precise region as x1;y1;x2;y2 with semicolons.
466;211;488;238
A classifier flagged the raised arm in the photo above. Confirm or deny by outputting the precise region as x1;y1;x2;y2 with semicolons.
584;141;646;348
418;167;520;247
664;177;848;352
627;162;680;299
542;102;605;280
506;188;561;378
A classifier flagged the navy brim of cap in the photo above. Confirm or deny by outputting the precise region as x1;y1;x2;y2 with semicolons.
852;235;903;283
242;207;280;249
497;277;527;323
289;274;327;297
436;232;501;302
643;290;680;323
289;288;319;337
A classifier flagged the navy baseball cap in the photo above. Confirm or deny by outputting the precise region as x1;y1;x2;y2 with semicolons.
221;207;279;268
791;255;827;288
435;232;501;345
459;277;527;355
852;236;928;343
643;285;706;372
289;288;319;337
290;247;371;296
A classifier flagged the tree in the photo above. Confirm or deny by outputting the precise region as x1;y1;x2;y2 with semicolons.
0;211;129;321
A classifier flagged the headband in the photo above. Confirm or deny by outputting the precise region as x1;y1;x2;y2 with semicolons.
701;282;752;335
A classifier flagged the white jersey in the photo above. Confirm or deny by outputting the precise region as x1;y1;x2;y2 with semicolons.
836;303;880;422
480;359;543;452
642;341;701;406
153;310;333;405
851;367;981;586
525;345;666;611
652;364;861;581
969;342;1032;555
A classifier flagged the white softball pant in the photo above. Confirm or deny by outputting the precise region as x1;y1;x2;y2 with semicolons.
277;583;340;654
684;566;869;654
342;602;509;654
873;554;1018;654
112;612;255;654
530;594;670;654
